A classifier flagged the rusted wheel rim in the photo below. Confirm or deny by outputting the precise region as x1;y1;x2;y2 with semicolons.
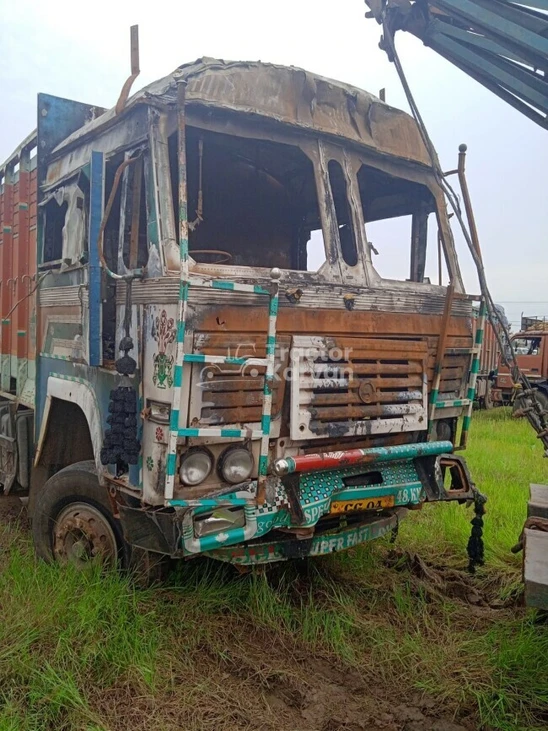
53;502;117;567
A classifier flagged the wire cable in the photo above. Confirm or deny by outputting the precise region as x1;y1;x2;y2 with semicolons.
379;11;548;450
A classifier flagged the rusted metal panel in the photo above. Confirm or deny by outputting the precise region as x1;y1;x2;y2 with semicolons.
188;333;290;429
479;317;499;374
117;276;474;316
52;59;431;168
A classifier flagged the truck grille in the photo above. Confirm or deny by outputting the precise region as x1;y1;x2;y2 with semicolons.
188;333;290;428
290;336;428;440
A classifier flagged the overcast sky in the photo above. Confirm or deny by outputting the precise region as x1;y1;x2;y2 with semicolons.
1;0;546;329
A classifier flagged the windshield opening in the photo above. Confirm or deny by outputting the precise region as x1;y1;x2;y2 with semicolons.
168;128;326;272
357;163;438;283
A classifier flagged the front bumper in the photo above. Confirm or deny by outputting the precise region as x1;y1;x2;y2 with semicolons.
119;440;477;562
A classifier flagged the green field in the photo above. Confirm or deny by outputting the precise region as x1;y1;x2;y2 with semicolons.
1;410;548;731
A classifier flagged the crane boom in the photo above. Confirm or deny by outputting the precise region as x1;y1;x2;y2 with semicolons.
365;0;548;128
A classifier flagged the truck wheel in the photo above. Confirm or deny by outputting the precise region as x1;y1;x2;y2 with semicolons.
32;462;127;568
32;461;171;585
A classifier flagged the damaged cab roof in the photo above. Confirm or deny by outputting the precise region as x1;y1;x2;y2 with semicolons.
53;57;431;166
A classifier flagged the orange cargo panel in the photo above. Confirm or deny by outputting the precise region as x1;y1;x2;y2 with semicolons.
0;132;38;408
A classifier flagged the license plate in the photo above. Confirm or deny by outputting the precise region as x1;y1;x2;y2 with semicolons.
330;495;395;514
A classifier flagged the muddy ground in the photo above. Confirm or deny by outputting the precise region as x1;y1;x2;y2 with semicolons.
0;497;500;731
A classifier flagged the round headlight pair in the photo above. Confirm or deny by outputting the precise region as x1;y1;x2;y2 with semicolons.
179;446;254;486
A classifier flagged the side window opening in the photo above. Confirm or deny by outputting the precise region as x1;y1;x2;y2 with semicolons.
168;128;326;272
43;197;67;263
101;152;124;362
306;228;327;272
41;172;88;266
327;159;358;267
358;164;437;283
101;150;148;363
119;155;148;271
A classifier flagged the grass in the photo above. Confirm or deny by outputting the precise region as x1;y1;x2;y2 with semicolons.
0;410;547;730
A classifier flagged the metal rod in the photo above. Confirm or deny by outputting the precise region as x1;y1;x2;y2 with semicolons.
428;282;455;434
129;157;143;269
460;299;486;449
96;157;138;279
457;144;483;264
255;269;281;506
115;25;140;115
437;230;442;286
165;78;190;502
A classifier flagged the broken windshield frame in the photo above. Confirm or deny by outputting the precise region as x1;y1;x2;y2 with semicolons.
153;108;462;289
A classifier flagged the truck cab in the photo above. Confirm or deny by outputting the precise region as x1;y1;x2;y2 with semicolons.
0;58;483;573
494;325;548;406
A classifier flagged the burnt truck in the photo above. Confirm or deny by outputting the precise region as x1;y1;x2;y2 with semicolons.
0;58;486;577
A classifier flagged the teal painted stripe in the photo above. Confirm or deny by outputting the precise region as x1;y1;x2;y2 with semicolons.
174;364;183;387
2;319;10;325
258;454;268;476
430;388;438;404
254;285;269;295
170;409;179;430
261;414;271;434
180;428;200;437
462;415;471;432
3;227;11;233
475;329;484;345
177;320;186;344
40;352;72;361
221;429;246;438
435;399;468;408
166;453;177;476
269;297;279;317
471;359;480;374
212;280;234;290
17;331;26;336
18;203;28;210
178;427;251;438
285;457;296;473
467;386;476;400
191;526;247;553
183;353;206;363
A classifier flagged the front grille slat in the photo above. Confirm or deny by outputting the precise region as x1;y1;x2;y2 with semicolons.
291;336;428;440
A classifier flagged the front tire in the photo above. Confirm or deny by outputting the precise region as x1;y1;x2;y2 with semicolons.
32;461;127;568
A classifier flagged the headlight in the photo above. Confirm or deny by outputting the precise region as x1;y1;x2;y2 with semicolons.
179;449;213;486
220;447;254;484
